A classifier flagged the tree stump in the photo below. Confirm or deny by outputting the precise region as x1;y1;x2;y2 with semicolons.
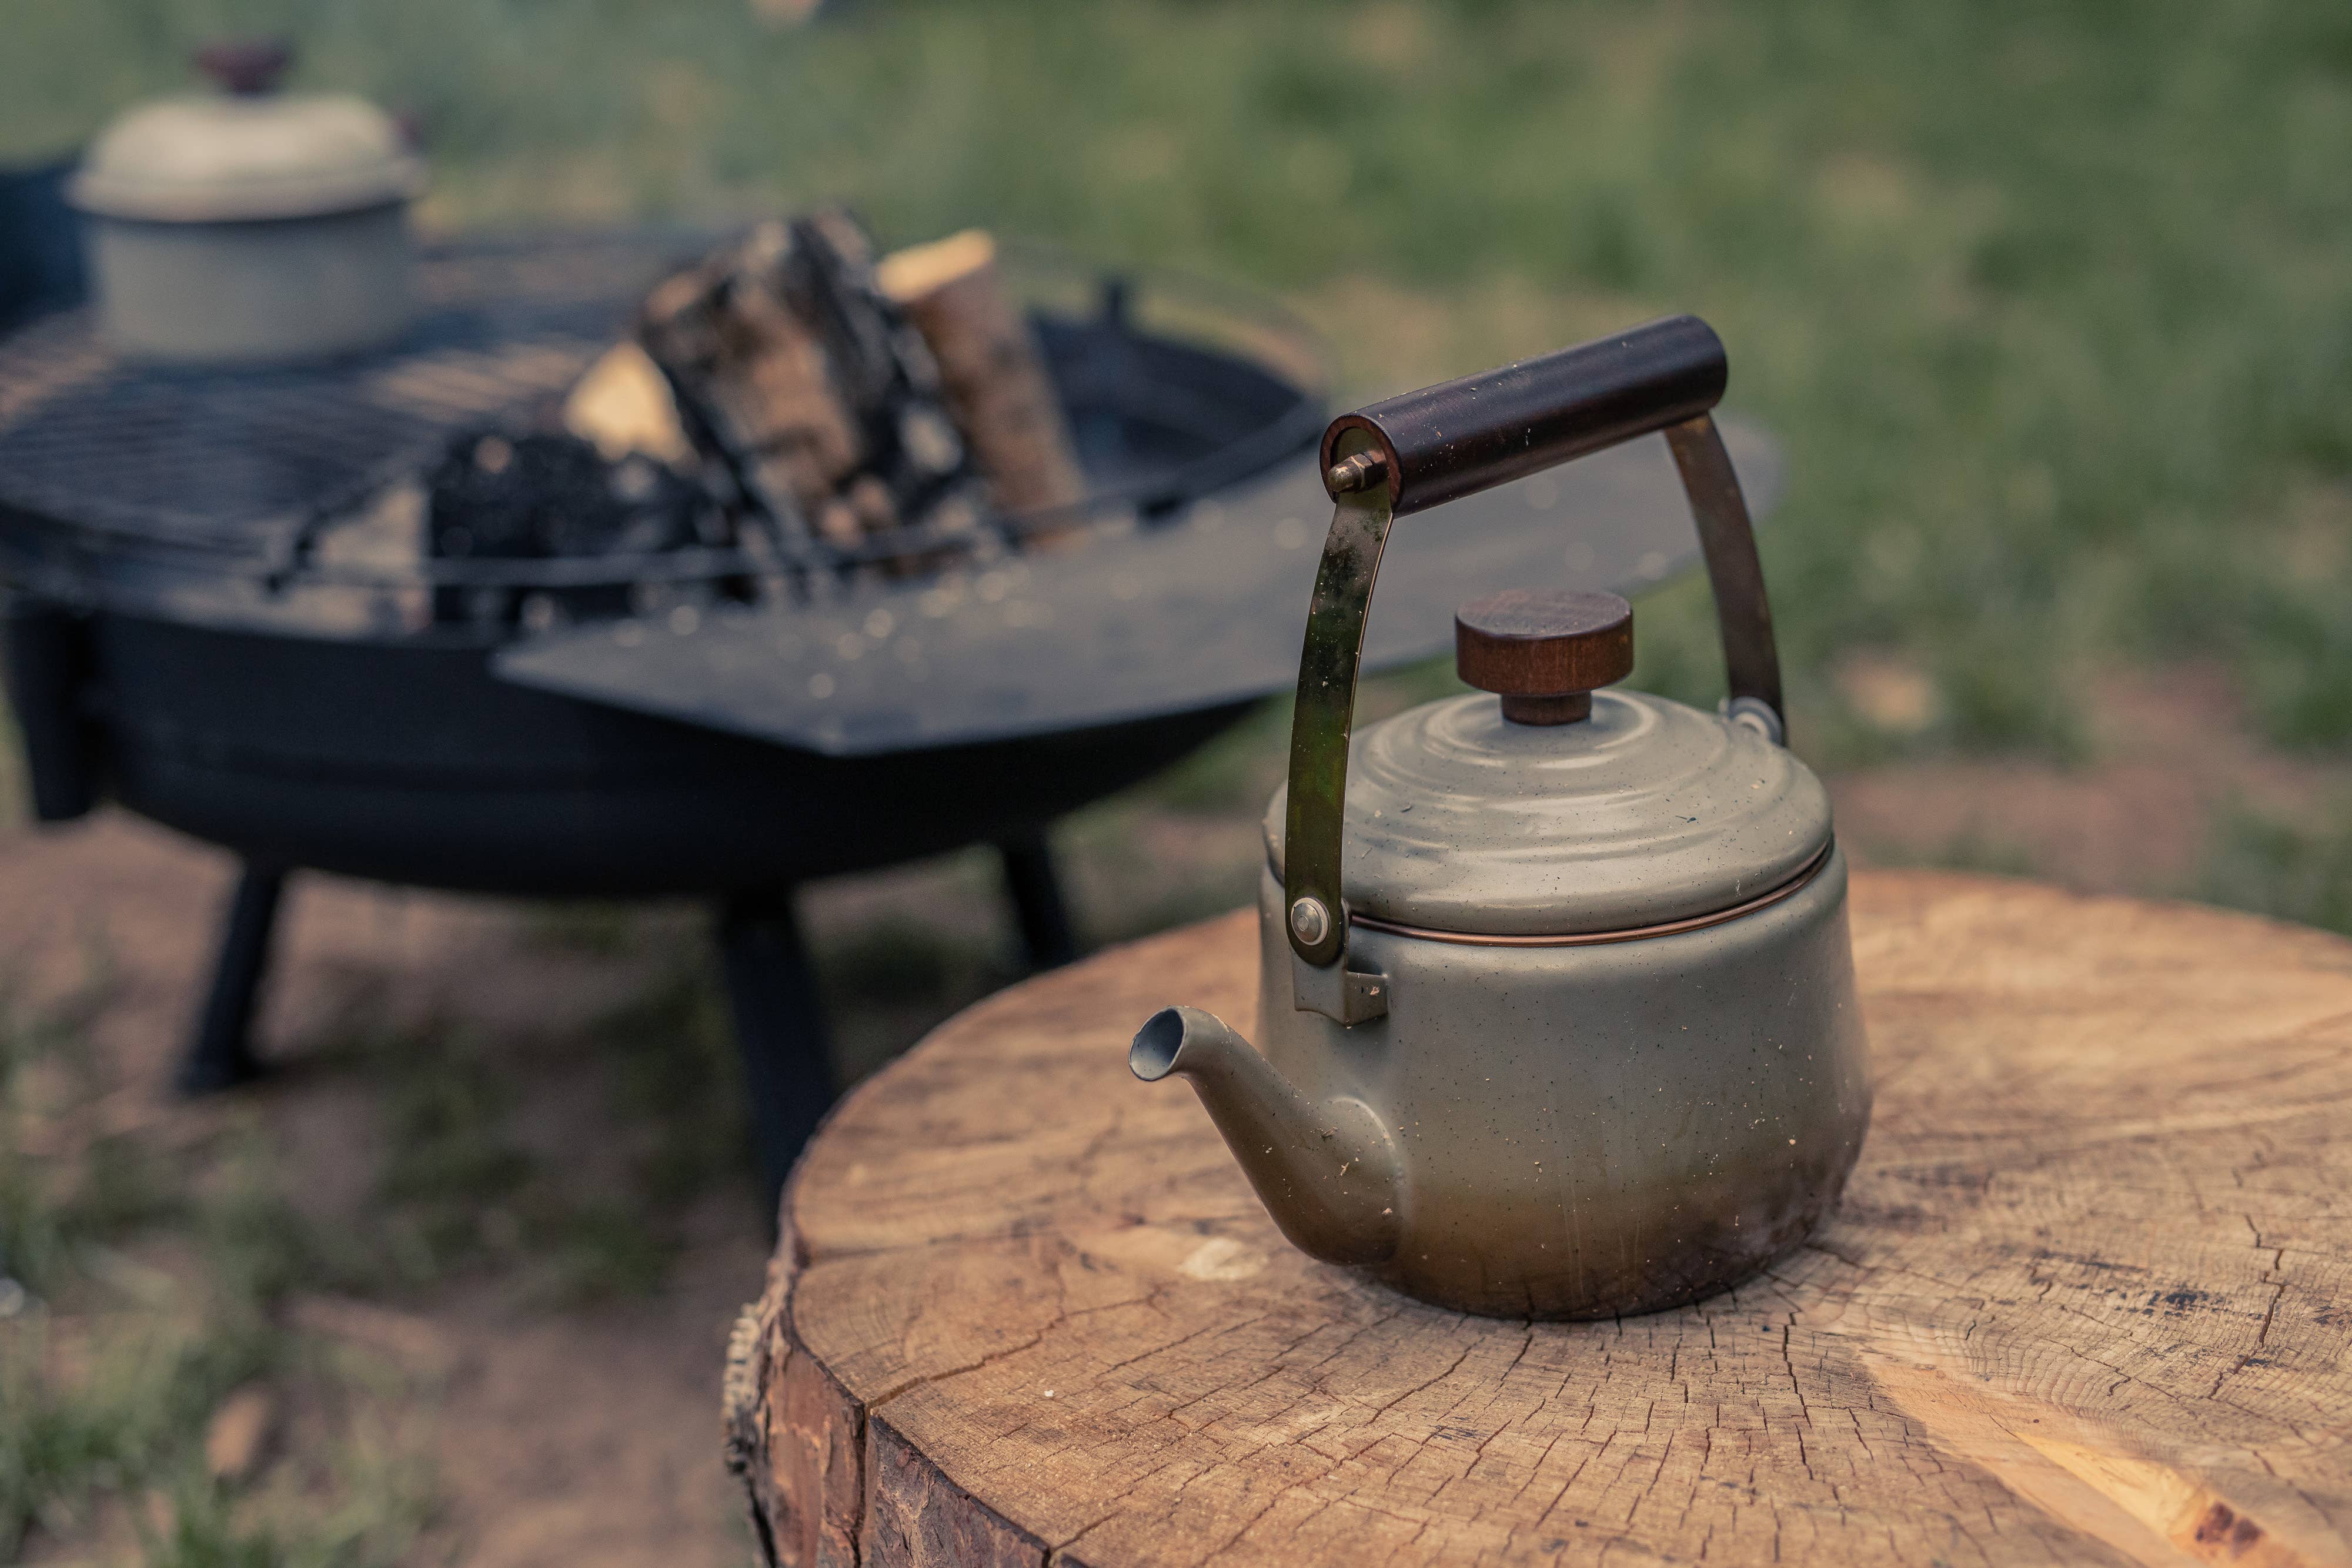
726;872;2352;1566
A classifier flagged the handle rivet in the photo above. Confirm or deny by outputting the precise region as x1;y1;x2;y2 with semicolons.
1289;897;1332;946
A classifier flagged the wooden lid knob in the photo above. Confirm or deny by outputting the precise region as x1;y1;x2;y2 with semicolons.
196;39;293;96
1455;589;1634;725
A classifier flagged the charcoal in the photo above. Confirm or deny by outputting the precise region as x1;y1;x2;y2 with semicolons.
425;429;723;627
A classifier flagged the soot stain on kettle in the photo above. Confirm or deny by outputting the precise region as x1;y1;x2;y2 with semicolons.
1375;1124;1867;1321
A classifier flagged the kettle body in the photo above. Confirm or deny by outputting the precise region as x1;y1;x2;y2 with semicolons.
1132;317;1873;1320
1248;835;1867;1319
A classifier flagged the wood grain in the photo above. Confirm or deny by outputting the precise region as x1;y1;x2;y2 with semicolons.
728;872;2352;1565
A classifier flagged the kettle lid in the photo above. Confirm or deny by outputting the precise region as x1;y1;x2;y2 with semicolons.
71;41;424;223
1265;591;1832;937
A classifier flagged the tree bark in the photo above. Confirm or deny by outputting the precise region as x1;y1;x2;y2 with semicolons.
729;872;2352;1565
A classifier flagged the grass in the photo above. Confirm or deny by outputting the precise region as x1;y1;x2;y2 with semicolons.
7;0;2351;868
0;902;794;1562
0;902;792;1561
319;942;764;1303
9;0;2349;769
0;974;436;1565
0;861;925;1563
2199;797;2352;938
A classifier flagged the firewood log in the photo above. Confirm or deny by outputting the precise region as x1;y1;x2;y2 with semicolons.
636;222;862;539
879;230;1088;542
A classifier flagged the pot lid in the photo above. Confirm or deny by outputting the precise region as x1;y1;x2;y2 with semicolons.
1265;688;1833;936
70;42;423;223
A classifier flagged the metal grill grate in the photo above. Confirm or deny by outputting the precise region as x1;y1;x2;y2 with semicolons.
0;232;1337;650
0;232;694;549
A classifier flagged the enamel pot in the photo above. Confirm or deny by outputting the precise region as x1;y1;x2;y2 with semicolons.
68;41;423;365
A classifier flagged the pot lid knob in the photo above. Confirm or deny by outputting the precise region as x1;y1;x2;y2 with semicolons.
195;39;293;97
1455;588;1633;725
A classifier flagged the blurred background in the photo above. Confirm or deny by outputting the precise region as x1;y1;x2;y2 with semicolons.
2;1;2348;1563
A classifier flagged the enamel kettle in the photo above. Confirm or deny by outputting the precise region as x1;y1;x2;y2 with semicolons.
1131;316;1870;1320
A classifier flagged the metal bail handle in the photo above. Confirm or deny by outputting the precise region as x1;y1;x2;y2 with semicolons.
1283;315;1786;1005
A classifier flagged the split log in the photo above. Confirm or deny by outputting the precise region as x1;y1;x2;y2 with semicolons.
729;871;2352;1566
638;217;1024;571
879;230;1088;539
636;221;863;535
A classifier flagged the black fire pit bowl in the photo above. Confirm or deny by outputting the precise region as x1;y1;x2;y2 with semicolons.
0;228;1780;1206
0;241;1344;898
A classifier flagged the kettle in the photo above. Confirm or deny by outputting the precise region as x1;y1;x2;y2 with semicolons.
1131;316;1870;1320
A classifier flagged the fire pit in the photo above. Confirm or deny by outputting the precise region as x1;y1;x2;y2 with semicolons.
0;229;1776;1199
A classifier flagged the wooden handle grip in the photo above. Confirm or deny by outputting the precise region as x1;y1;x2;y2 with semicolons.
1319;315;1726;516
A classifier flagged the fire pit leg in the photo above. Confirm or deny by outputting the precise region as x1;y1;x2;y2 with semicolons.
995;828;1079;972
716;889;839;1212
178;864;285;1094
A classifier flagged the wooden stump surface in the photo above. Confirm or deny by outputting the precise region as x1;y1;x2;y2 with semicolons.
726;872;2352;1566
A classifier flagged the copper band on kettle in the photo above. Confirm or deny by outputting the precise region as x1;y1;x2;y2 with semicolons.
1344;840;1833;949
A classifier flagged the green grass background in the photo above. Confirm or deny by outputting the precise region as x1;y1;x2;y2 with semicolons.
8;0;2351;762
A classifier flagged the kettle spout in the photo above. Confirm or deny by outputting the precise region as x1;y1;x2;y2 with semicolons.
1131;1007;1401;1267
